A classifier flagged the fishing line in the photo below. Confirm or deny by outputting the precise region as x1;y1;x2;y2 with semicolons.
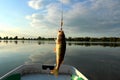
60;0;63;30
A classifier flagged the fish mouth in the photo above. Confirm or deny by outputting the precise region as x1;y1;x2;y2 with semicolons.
58;29;64;35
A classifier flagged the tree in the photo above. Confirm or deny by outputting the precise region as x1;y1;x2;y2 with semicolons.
84;37;90;41
68;37;72;41
37;36;41;40
9;37;13;40
22;37;25;40
3;36;8;40
14;36;18;40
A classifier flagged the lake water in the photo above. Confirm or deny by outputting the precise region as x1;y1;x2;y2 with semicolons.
0;40;120;80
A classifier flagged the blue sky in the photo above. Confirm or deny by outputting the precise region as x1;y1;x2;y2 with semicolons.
0;0;120;38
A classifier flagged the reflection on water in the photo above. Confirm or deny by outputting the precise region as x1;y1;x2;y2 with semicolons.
26;52;55;64
0;40;120;47
0;40;120;80
68;42;120;47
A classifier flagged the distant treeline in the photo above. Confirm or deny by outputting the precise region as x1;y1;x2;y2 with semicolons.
0;36;120;42
1;40;120;47
0;36;55;40
67;37;120;42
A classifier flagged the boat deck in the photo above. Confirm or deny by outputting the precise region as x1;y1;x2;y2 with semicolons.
0;63;88;80
21;74;71;80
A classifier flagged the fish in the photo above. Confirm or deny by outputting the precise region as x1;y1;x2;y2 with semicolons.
50;28;66;76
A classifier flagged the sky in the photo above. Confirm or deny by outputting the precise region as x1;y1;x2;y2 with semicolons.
0;0;120;38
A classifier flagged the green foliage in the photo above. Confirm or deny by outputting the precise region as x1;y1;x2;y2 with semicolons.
67;37;120;42
71;75;84;80
0;36;120;42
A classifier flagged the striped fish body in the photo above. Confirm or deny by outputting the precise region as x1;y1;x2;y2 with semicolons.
55;30;66;69
51;29;66;76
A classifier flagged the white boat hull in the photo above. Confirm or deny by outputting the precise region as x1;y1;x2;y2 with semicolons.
0;63;88;80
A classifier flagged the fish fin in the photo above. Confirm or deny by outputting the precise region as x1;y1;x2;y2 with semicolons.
50;68;58;77
54;48;56;53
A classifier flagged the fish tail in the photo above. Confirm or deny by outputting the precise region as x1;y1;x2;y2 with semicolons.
50;68;59;77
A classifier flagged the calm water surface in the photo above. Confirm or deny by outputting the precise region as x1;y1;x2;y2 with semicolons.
0;40;120;80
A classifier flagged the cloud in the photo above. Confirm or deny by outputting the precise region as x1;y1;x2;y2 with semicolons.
28;0;43;10
26;2;61;28
64;0;120;36
26;0;120;37
26;13;45;27
0;23;38;38
59;0;70;4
